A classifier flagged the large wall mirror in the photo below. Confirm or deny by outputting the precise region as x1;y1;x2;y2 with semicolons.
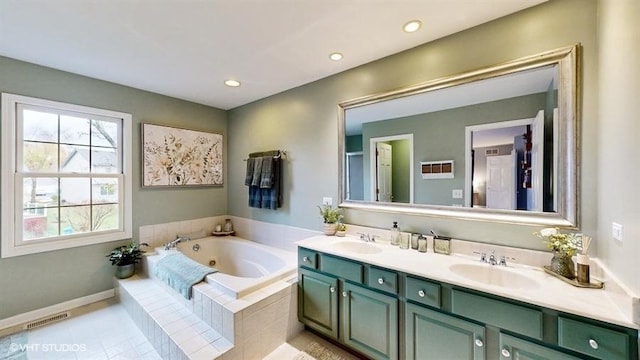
339;45;580;227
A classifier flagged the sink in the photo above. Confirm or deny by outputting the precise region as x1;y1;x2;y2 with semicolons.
332;240;383;254
449;263;540;290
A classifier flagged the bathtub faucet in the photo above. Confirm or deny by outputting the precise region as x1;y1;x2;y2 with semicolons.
164;236;189;250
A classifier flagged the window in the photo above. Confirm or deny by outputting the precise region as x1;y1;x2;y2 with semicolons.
1;94;132;257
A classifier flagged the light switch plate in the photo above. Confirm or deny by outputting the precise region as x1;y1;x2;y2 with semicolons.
612;222;623;242
322;197;333;206
452;189;463;199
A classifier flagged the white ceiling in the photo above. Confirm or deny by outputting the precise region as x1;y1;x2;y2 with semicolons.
0;0;546;110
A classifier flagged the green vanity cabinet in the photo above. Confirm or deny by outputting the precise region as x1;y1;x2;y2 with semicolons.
298;268;339;339
406;302;485;360
297;247;639;360
341;281;398;360
298;248;399;359
499;333;581;360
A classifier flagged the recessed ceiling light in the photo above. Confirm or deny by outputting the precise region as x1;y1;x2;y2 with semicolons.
224;79;241;87
329;52;343;61
403;20;422;33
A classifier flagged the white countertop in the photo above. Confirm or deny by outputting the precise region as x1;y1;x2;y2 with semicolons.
297;235;639;330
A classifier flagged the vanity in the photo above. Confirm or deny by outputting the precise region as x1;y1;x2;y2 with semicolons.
297;236;639;360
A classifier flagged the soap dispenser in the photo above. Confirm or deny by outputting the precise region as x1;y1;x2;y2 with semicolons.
390;222;400;246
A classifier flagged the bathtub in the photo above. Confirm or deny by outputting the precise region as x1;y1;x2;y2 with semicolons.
175;236;297;298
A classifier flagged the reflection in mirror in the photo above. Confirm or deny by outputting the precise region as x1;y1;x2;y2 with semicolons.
339;45;579;227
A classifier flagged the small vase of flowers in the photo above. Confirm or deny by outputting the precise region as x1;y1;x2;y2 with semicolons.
534;227;582;279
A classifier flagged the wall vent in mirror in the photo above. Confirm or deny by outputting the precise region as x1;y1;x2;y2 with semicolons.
338;44;580;227
421;161;454;179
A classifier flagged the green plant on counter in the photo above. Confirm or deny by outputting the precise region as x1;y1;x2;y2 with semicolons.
107;240;149;266
336;222;347;232
317;204;343;224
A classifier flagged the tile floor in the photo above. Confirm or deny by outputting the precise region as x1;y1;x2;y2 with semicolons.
1;300;359;360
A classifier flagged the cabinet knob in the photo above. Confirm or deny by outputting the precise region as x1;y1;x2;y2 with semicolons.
302;256;309;262
474;338;483;347
418;290;426;297
501;348;511;358
589;338;599;350
377;278;384;285
342;291;348;297
329;286;336;293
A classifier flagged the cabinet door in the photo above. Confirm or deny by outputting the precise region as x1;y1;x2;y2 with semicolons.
298;268;338;339
405;303;485;360
341;282;398;360
499;333;580;360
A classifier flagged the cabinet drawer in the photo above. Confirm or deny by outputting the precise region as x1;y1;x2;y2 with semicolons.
558;317;630;360
451;289;543;340
499;333;580;360
405;276;441;309
320;254;363;284
298;248;318;269
367;267;398;295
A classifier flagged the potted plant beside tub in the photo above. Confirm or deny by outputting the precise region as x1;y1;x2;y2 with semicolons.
318;204;343;236
107;240;148;279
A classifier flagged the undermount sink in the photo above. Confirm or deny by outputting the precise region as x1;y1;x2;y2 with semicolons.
332;240;383;255
449;263;540;290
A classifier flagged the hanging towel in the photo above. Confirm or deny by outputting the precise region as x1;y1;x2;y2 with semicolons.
154;252;217;299
261;157;282;209
260;156;274;188
244;157;255;186
251;157;263;187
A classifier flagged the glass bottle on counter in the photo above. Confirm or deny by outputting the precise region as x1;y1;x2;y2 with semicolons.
223;218;234;233
390;222;400;246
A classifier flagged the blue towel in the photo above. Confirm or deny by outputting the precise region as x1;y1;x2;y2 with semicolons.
260;156;274;188
154;252;217;299
251;157;263;186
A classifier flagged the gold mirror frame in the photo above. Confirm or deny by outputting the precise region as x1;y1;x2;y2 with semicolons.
338;44;580;228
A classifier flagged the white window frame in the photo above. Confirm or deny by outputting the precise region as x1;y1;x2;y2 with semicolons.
1;93;132;258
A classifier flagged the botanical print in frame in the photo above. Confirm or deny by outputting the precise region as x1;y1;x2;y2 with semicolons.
142;123;223;187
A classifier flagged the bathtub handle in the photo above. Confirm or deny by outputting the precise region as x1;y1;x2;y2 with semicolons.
377;278;384;285
329;286;336;293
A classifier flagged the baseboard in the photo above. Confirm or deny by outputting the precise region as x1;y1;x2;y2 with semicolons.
0;289;115;333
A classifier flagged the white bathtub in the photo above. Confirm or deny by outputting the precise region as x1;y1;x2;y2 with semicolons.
175;236;297;298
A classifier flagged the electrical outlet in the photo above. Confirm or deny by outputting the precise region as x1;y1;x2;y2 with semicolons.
322;197;333;206
612;222;623;242
452;189;463;199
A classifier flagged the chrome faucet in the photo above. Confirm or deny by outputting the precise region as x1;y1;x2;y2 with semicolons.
499;256;508;266
358;233;377;242
488;253;497;266
164;236;188;250
478;250;508;266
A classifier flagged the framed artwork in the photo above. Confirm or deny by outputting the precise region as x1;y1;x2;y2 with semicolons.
142;123;223;187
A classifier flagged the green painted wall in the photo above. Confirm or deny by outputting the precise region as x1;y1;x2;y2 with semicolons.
227;0;600;260
596;0;640;296
360;93;546;205
390;140;410;204
0;56;227;319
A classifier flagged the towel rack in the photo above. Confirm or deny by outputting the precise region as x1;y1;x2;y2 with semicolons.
244;150;287;161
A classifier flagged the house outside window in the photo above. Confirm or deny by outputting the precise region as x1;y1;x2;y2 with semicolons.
1;93;132;257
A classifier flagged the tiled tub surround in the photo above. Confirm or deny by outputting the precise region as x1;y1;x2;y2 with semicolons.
122;218;308;359
138;216;319;252
298;232;640;330
118;274;301;359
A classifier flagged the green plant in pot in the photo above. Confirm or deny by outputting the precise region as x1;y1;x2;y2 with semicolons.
107;240;148;279
317;205;343;236
335;222;347;237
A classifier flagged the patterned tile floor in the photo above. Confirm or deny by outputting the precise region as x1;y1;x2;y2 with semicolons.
1;300;358;360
